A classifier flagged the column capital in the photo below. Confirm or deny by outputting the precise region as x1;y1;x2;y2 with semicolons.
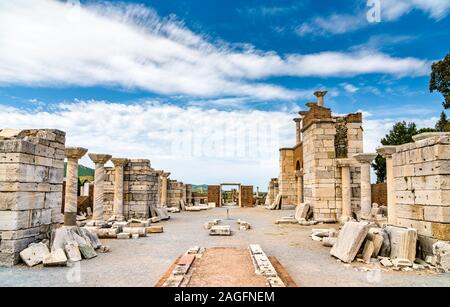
161;172;171;178
88;153;112;164
336;158;354;167
65;147;88;160
376;146;397;158
353;153;377;163
111;158;128;167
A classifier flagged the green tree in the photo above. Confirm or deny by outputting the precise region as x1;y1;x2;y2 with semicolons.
435;111;450;132
380;121;418;145
430;53;450;109
372;121;419;183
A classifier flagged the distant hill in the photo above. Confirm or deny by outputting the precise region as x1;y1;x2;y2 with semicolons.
192;184;208;193
64;163;95;181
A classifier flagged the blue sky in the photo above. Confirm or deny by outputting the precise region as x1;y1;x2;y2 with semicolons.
0;0;449;188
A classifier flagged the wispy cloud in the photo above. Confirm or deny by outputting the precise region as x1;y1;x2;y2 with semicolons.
0;0;431;102
296;0;450;37
0;100;297;187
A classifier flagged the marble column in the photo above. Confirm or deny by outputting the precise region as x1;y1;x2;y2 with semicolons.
64;147;88;226
353;153;377;216
376;146;397;225
160;172;170;207
111;158;128;220
337;159;353;224
314;90;328;107
88;153;112;221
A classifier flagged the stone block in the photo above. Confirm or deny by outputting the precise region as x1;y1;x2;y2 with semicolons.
362;240;375;263
79;244;97;259
432;241;450;272
19;242;50;267
117;232;131;239
43;248;67;267
64;241;82;262
385;226;417;262
295;203;309;220
424;206;450;223
209;225;231;236
0;192;45;211
122;227;146;237
330;222;369;263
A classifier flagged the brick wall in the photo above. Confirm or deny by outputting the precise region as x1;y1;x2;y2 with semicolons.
207;185;220;207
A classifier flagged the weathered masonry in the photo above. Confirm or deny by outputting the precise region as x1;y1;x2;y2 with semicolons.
103;159;160;220
378;132;450;255
0;129;65;266
269;91;378;223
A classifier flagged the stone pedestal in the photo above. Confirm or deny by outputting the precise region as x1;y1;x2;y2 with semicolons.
88;154;112;221
376;146;397;224
353;153;377;216
64;147;88;226
111;158;128;221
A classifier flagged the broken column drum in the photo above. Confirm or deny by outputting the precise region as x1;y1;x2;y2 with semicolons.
64;147;88;226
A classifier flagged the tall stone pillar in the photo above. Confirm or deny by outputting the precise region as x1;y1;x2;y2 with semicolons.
111;158;128;220
160;172;170;207
337;159;353;224
376;146;397;224
294;118;302;145
295;169;303;205
88;153;112;221
64;147;88;226
314;90;327;107
353;153;377;216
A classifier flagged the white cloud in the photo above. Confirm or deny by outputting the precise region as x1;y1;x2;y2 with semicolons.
297;0;450;37
0;0;431;101
0;101;297;189
341;83;360;93
382;0;450;20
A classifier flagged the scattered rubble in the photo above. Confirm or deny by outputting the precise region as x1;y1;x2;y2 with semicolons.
330;222;369;263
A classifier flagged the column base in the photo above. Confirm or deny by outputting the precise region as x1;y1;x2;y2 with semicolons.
64;212;77;226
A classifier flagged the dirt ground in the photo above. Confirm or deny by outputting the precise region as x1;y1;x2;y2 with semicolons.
0;207;449;287
187;247;267;287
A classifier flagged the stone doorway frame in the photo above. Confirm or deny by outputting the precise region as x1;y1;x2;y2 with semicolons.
219;183;242;207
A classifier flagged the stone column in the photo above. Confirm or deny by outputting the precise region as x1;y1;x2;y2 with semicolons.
337;159;353;224
64;147;88;226
376;146;397;224
160;172;170;207
111;158;128;220
295;169;303;205
88;153;112;221
314;90;327;107
353;153;377;217
294;118;302;145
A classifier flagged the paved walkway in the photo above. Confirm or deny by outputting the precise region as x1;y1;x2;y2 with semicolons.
0;207;449;287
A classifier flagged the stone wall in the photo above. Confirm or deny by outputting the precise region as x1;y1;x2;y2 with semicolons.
0;129;65;266
167;180;185;208
103;159;159;219
278;148;297;205
302;106;338;222
207;185;220;206
371;183;387;207
392;134;450;245
240;185;254;207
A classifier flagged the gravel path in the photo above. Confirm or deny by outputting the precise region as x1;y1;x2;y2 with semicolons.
0;207;449;287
